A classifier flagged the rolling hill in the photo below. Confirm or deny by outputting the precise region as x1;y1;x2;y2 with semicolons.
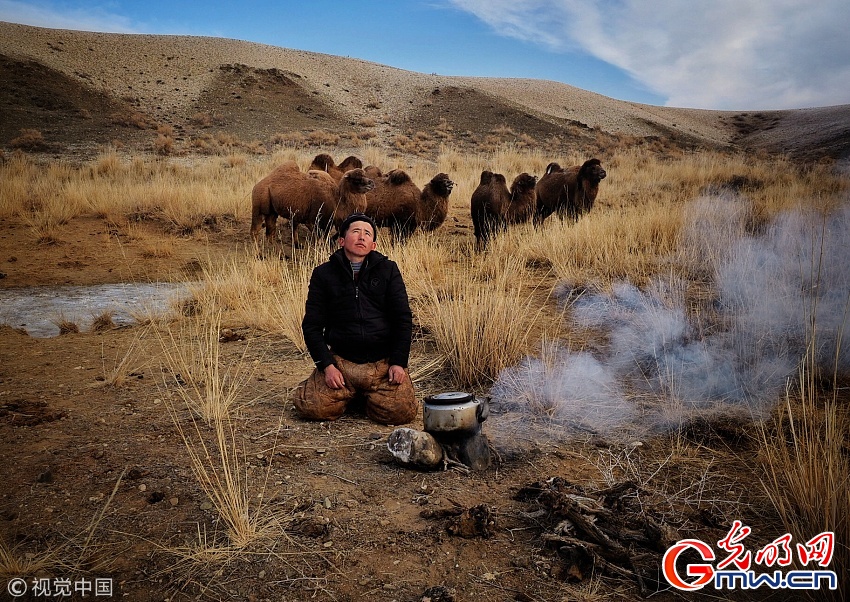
2;20;849;162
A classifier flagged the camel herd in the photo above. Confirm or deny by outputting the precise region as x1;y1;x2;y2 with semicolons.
250;153;606;250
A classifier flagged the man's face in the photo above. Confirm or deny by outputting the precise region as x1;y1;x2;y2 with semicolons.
339;220;376;260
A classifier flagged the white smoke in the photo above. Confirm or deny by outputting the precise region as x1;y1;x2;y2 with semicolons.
489;193;850;442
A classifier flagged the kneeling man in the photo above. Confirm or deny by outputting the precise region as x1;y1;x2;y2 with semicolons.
294;213;417;425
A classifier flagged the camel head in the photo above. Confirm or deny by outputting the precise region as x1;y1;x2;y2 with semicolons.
342;168;375;194
430;173;454;197
580;158;606;184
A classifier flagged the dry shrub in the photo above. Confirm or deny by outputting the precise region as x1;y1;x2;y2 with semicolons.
306;130;340;146
154;133;174;156
492;125;518;138
90;151;124;176
154;311;290;557
52;315;80;334
188;245;325;351
223;154;247;168
515;206;680;286
189;112;216;127
90;311;116;333
416;254;544;389
759;368;849;601
214;131;240;148
757;242;849;601
0;153;36;217
190;134;215;154
157;310;256;422
435;118;454;141
187;132;249;156
271;131;306;147
2;151;253;228
516;133;537;149
347;130;376;144
385;234;456;301
243;140;267;155
22;209;71;245
111;110;153;129
10;128;48;151
358;117;377;128
478;134;504;153
393;133;437;156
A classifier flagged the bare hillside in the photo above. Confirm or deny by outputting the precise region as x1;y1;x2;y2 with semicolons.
1;20;849;161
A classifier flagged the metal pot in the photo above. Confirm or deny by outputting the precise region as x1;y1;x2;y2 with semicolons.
422;391;489;434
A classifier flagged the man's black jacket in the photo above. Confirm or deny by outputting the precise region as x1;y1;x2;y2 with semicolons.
302;248;413;371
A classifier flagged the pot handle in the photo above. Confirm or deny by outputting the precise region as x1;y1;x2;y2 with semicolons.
476;398;490;423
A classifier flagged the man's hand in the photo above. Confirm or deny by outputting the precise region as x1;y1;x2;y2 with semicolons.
323;364;345;389
388;364;406;385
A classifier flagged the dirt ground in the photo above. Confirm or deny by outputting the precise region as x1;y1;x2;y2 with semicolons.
0;211;801;602
0;20;845;602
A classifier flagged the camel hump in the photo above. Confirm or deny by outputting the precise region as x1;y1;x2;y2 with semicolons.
338;155;363;171
386;169;412;186
310;153;336;171
308;169;335;184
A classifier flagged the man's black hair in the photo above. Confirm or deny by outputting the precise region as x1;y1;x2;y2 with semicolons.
339;212;378;240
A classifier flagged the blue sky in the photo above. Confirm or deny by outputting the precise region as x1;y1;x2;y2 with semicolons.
1;0;849;110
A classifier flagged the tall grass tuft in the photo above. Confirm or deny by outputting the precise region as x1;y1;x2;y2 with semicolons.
188;243;326;351
758;215;849;600
157;310;256;423
762;368;850;600
156;311;285;552
416;254;545;389
759;339;849;601
164;399;273;550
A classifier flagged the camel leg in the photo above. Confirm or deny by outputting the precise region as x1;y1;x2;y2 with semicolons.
261;214;279;255
250;210;265;243
289;220;302;252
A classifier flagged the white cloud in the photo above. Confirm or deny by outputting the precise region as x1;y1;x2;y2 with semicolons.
0;0;138;34
448;0;850;109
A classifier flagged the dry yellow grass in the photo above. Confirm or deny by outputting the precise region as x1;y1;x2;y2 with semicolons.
0;470;127;579
156;310;258;423
757;257;849;600
415;252;550;389
3;146;849;595
186;243;325;351
154;311;293;556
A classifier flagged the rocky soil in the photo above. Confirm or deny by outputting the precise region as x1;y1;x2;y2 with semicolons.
0;19;844;602
2;21;850;162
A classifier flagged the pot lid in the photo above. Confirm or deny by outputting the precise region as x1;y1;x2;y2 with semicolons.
425;391;474;405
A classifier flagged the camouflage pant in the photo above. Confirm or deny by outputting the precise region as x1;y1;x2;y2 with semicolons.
294;356;418;425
